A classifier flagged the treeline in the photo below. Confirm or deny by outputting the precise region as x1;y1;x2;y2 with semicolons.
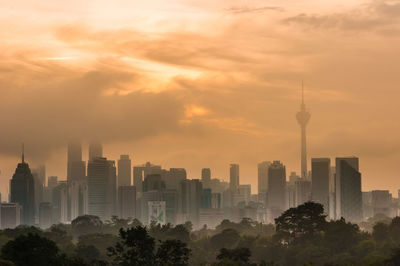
1;202;400;265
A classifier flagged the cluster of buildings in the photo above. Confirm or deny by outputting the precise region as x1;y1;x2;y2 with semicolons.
1;88;398;229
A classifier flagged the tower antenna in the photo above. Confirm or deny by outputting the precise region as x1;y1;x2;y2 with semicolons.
22;143;24;163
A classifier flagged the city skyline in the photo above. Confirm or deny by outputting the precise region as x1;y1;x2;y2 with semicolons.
1;0;400;198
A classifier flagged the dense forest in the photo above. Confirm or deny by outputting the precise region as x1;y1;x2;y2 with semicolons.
0;202;399;266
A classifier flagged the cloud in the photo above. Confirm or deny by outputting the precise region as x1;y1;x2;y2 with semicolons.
225;6;283;14
283;0;400;34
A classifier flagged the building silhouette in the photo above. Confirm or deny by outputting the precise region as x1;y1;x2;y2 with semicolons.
118;186;136;219
87;157;117;221
9;147;35;225
201;168;211;188
0;203;22;229
89;141;103;161
267;161;286;221
229;164;239;191
296;83;311;179
118;155;132;187
311;158;330;214
335;157;362;222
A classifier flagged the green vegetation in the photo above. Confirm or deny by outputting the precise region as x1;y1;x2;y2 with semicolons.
0;202;400;265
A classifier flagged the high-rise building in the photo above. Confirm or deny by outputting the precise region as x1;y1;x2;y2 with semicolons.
267;161;286;220
118;155;132;187
335;157;362;222
10;148;35;225
371;190;391;217
201;168;211;187
296;83;311;179
133;162;162;194
201;188;212;209
52;181;68;224
179;179;202;227
32;165;45;222
311;158;330;214
89;141;103;161
161;168;186;191
68;143;85;181
39;202;53;229
230;164;239;191
48;176;58;188
0;203;22;229
87;157;117;221
258;161;271;194
295;180;311;206
118;186;136;219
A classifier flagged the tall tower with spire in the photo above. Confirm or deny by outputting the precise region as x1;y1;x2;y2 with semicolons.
10;144;36;225
296;82;311;179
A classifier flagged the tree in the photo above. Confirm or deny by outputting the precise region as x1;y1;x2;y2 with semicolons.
1;233;62;266
108;226;155;266
372;222;389;243
75;244;101;264
275;201;326;243
155;239;190;266
216;247;251;265
71;215;103;236
210;229;240;250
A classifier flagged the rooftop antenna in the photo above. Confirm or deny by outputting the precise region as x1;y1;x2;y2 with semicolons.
22;143;25;163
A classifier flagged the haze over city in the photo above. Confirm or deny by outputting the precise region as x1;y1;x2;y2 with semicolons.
1;0;400;197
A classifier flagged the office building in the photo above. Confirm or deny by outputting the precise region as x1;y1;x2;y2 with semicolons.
118;155;132;187
89;141;103;161
371;190;391;217
133;162;162;194
118;186;136;219
335;157;363;222
267;161;286;220
258;161;271;194
201;168;211;188
161;168;186;190
10;149;35;225
39;202;53;229
311;158;330;214
179;179;202;227
0;203;22;229
87;157;117;221
52;181;68;224
230;164;239;191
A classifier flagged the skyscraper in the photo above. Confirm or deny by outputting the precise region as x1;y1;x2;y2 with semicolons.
335;157;362;222
118;155;132;187
87;157;117;221
267;161;286;220
179;179;203;227
311;158;330;214
118;186;136;219
67;142;85;182
296;83;311;179
258;161;271;194
229;164;239;191
89;141;103;161
10;147;35;225
201;168;211;187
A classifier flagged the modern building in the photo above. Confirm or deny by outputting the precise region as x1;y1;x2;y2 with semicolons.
311;158;330;214
10;150;35;225
88;141;103;161
52;181;68;224
179;179;202;227
39;202;53;229
118;155;132;187
267;161;286;220
258;161;271;194
161;168;186;191
87;157;117;221
295;180;311;206
0;203;22;229
118;186;136;219
335;157;363;222
133;162;162;194
371;190;391;217
67;143;85;181
201;168;211;188
230;164;239;191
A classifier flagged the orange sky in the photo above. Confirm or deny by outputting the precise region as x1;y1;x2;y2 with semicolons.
1;0;400;197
